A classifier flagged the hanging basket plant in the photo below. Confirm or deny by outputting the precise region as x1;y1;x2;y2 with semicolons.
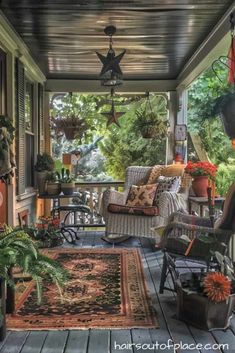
50;93;88;140
51;114;88;140
135;94;168;139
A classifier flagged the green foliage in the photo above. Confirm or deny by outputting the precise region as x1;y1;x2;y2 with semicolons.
100;94;168;179
216;158;235;196
187;66;235;165
46;171;59;182
0;226;68;303
35;153;54;172
51;93;168;180
0;115;15;141
57;168;74;183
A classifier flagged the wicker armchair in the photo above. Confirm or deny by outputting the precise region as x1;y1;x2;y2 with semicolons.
101;166;189;243
159;180;235;293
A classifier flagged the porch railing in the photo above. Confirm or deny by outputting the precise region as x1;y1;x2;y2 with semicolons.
59;181;124;227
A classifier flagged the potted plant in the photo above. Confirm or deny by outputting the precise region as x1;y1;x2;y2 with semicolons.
135;94;168;138
0;224;68;340
50;93;88;140
45;171;61;196
58;168;75;195
0;115;15;183
35;153;54;194
176;251;235;330
26;217;63;248
185;161;217;197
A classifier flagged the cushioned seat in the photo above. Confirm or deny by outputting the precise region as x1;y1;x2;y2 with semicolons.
108;203;159;216
101;165;190;243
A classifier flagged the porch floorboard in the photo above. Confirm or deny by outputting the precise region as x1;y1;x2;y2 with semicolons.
0;232;234;353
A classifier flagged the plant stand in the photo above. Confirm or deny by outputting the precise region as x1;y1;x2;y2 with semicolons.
0;279;6;341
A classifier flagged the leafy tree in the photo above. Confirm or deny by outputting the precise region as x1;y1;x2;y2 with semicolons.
187;63;235;194
99;94;168;179
187;65;235;164
51;93;168;180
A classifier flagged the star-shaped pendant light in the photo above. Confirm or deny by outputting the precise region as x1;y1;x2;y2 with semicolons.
101;89;125;127
96;26;126;87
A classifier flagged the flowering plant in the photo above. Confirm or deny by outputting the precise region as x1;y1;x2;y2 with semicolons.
185;161;217;180
203;272;231;303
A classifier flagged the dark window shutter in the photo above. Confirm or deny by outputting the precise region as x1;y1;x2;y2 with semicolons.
15;58;25;195
38;83;44;153
0;48;7;115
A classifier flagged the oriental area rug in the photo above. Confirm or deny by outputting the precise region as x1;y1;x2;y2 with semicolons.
7;248;158;330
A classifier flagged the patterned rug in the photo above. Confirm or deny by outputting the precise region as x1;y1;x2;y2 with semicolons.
7;248;158;329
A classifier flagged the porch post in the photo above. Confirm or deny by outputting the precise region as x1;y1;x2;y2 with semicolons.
43;91;52;216
176;86;188;163
167;91;177;164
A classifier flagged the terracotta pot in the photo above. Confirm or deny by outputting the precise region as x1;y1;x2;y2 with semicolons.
46;182;61;196
192;176;209;197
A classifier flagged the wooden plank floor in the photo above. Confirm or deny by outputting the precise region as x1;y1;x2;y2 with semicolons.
0;232;234;353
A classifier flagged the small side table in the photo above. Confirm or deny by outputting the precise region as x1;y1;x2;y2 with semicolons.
188;196;225;217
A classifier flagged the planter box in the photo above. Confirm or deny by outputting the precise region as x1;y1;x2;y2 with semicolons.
177;285;235;330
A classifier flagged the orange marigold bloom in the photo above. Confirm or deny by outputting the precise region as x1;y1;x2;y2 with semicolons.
203;272;231;303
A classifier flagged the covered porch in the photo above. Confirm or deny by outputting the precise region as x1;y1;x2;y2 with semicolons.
0;1;235;351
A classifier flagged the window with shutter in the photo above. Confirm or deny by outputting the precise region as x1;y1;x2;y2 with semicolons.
0;49;6;114
25;80;35;188
38;83;44;153
15;58;25;195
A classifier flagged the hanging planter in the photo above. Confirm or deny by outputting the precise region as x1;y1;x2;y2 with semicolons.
51;114;88;140
53;115;88;140
135;94;168;139
50;93;88;140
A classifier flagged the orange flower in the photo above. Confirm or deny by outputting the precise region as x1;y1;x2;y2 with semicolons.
185;161;217;180
203;272;231;303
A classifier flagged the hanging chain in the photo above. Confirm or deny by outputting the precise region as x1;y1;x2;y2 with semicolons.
230;12;234;38
109;34;113;50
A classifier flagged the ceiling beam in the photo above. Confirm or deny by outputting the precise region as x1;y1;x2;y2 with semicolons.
177;2;235;89
45;79;177;93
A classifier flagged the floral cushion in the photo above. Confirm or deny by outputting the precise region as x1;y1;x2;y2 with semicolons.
108;203;159;216
153;176;181;206
126;184;158;206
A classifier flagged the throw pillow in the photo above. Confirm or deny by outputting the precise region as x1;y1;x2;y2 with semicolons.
161;164;185;177
147;165;164;184
153;176;181;206
126;184;158;207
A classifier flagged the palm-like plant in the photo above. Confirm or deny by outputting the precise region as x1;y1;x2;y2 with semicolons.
0;225;68;303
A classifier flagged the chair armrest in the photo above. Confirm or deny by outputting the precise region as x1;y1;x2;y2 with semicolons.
158;191;188;218
100;189;126;219
168;211;212;227
160;221;233;248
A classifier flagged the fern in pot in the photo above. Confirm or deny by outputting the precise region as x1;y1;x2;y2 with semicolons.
0;225;68;340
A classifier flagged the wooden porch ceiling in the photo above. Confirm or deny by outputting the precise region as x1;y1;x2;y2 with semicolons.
0;0;234;84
